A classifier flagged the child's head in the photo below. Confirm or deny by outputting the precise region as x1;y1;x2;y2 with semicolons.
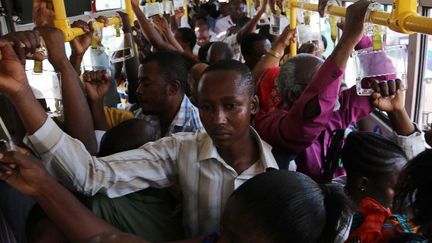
394;149;432;239
220;170;353;243
98;119;156;157
343;132;407;208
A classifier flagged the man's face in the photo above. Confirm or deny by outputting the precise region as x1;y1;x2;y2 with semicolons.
197;70;257;149
231;2;246;19
195;28;211;47
136;62;169;115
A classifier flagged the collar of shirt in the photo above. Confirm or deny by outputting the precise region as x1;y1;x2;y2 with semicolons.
196;127;279;177
134;95;203;138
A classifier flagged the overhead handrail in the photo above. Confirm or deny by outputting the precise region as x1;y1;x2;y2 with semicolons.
287;0;432;56
52;0;135;42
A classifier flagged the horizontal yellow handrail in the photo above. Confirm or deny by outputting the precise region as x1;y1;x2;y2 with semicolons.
288;0;432;56
290;0;432;36
53;0;135;42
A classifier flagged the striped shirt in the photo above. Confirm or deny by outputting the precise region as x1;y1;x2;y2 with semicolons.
134;95;203;139
25;118;279;237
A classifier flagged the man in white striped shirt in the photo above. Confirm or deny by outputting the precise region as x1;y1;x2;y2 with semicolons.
0;44;282;237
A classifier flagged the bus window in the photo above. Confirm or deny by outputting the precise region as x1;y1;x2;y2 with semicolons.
418;9;432;130
95;0;124;12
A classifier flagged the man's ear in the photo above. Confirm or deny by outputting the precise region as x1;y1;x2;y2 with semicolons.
250;95;259;115
167;80;181;96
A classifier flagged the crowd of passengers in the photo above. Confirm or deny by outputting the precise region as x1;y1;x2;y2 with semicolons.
0;0;432;242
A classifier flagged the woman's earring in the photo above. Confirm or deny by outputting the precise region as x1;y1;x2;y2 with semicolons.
360;187;366;192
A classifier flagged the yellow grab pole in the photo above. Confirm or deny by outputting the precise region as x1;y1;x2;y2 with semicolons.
53;0;135;42
388;0;417;34
289;0;297;57
184;0;188;23
124;0;135;25
52;0;74;41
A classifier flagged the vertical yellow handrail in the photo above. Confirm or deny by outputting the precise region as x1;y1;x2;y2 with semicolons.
289;0;297;56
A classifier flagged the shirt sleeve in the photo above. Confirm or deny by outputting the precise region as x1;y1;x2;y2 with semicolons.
255;57;345;153
103;107;134;129
335;86;374;126
393;125;426;160
24;118;179;198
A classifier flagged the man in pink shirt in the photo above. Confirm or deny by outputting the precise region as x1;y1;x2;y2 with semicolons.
255;0;405;181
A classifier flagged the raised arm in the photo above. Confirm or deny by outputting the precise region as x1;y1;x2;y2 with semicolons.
69;20;93;74
152;15;184;52
37;27;98;155
251;25;296;82
255;0;371;152
236;0;268;44
83;71;112;131
131;0;178;52
0;152;123;243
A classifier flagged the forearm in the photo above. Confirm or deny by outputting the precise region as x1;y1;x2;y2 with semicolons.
237;11;263;43
54;59;97;155
69;53;84;75
10;86;48;134
123;49;140;104
252;42;285;82
388;109;415;136
132;5;176;51
164;30;184;52
89;99;110;131
329;35;358;69
34;178;119;242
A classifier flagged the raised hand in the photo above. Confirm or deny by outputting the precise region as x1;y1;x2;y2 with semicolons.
371;79;405;112
274;25;297;48
117;11;132;33
0;151;51;197
83;70;113;102
70;20;93;57
341;0;371;45
152;15;170;34
34;26;68;70
33;0;55;27
1;31;42;65
256;0;268;16
318;0;329;17
0;40;29;96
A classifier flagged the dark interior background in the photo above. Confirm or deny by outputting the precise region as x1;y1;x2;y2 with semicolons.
9;0;91;24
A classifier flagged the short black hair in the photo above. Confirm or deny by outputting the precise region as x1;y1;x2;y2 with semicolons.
241;33;269;57
141;51;189;93
201;60;254;96
176;27;197;50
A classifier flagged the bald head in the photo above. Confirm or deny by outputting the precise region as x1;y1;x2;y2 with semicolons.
207;42;234;64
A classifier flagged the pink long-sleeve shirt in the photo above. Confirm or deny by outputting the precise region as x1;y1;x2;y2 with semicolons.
255;54;374;180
